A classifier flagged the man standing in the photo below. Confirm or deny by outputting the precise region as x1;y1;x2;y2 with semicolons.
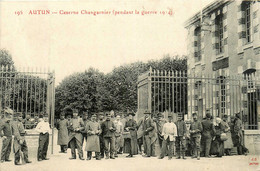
124;112;138;158
67;109;85;160
143;110;154;157
85;114;102;160
158;115;177;160
101;113;116;159
201;113;214;158
233;113;248;155
114;115;123;157
0;108;13;163
35;113;51;161
57;112;69;153
175;113;187;159
12;112;32;165
190;113;202;160
98;113;105;158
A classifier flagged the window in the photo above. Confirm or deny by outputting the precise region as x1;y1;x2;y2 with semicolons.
194;27;201;62
245;2;252;43
216;14;224;54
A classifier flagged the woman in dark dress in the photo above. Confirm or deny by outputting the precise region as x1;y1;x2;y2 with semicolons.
124;113;138;157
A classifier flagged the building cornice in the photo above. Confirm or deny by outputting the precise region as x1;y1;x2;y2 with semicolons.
184;0;233;29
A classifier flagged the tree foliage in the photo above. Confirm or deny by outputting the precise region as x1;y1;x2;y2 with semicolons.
55;55;187;117
0;49;15;68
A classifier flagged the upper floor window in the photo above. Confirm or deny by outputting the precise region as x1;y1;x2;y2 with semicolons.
245;2;252;43
216;14;224;54
194;27;201;62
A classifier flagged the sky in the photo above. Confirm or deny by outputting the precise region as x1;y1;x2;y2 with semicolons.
0;0;215;85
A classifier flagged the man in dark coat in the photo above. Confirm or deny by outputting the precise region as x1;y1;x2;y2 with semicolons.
101;113;116;159
190;113;202;160
67;109;85;160
175;113;187;159
98;113;106;158
57;112;69;153
82;112;89;145
0;109;13;163
124;112;138;158
142;110;155;157
201;113;215;158
12;112;32;165
85;114;102;160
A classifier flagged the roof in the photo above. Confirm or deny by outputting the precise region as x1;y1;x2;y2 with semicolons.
184;0;232;28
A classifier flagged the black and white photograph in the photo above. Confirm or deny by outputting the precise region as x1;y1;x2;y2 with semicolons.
0;0;259;170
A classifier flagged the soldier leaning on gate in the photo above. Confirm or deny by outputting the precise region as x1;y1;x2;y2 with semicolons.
0;108;13;163
190;113;203;160
175;113;187;160
67;109;85;160
12;112;32;165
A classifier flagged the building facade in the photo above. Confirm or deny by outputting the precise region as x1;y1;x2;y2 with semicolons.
185;0;260;154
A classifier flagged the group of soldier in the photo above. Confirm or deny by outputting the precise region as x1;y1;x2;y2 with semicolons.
0;107;248;166
56;109;248;161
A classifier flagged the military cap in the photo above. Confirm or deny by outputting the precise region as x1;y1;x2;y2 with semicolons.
168;114;173;118
206;113;211;118
91;114;97;117
144;110;151;114
177;113;183;117
60;112;65;116
106;113;111;116
223;114;228;118
127;112;135;116
72;109;78;113
192;113;197;116
185;119;191;124
4;107;13;115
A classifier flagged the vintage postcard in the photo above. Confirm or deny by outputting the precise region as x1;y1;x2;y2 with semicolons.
0;0;259;171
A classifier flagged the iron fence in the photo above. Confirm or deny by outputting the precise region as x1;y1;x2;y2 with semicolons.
137;67;259;130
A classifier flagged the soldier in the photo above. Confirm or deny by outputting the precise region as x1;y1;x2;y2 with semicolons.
190;113;202;160
81;112;89;147
175;113;187;159
158;114;177;160
142;110;155;157
12;112;32;165
114;115;123;157
101;113;116;159
201;113;215;158
67;109;85;160
85;114;102;160
124;112;138;158
57;112;69;153
35;113;51;161
0;108;13;163
98;113;105;158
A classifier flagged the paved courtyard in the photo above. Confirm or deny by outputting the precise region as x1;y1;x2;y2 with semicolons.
0;130;259;171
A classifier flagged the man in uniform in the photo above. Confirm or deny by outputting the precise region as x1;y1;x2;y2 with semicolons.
0;108;13;163
101;113;116;159
98;113;106;158
67;109;85;160
85;114;102;160
190;113;202;160
57;112;69;153
175;113;187;159
234;112;248;155
12;112;32;165
82;112;89;146
142;110;154;157
201;113;214;158
35;113;51;161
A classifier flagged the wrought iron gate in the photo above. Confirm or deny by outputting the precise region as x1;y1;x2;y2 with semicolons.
0;65;55;152
137;67;260;130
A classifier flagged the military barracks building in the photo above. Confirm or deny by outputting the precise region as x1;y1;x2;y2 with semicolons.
185;0;260;154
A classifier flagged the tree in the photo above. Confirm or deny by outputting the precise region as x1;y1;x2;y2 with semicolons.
0;49;15;68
